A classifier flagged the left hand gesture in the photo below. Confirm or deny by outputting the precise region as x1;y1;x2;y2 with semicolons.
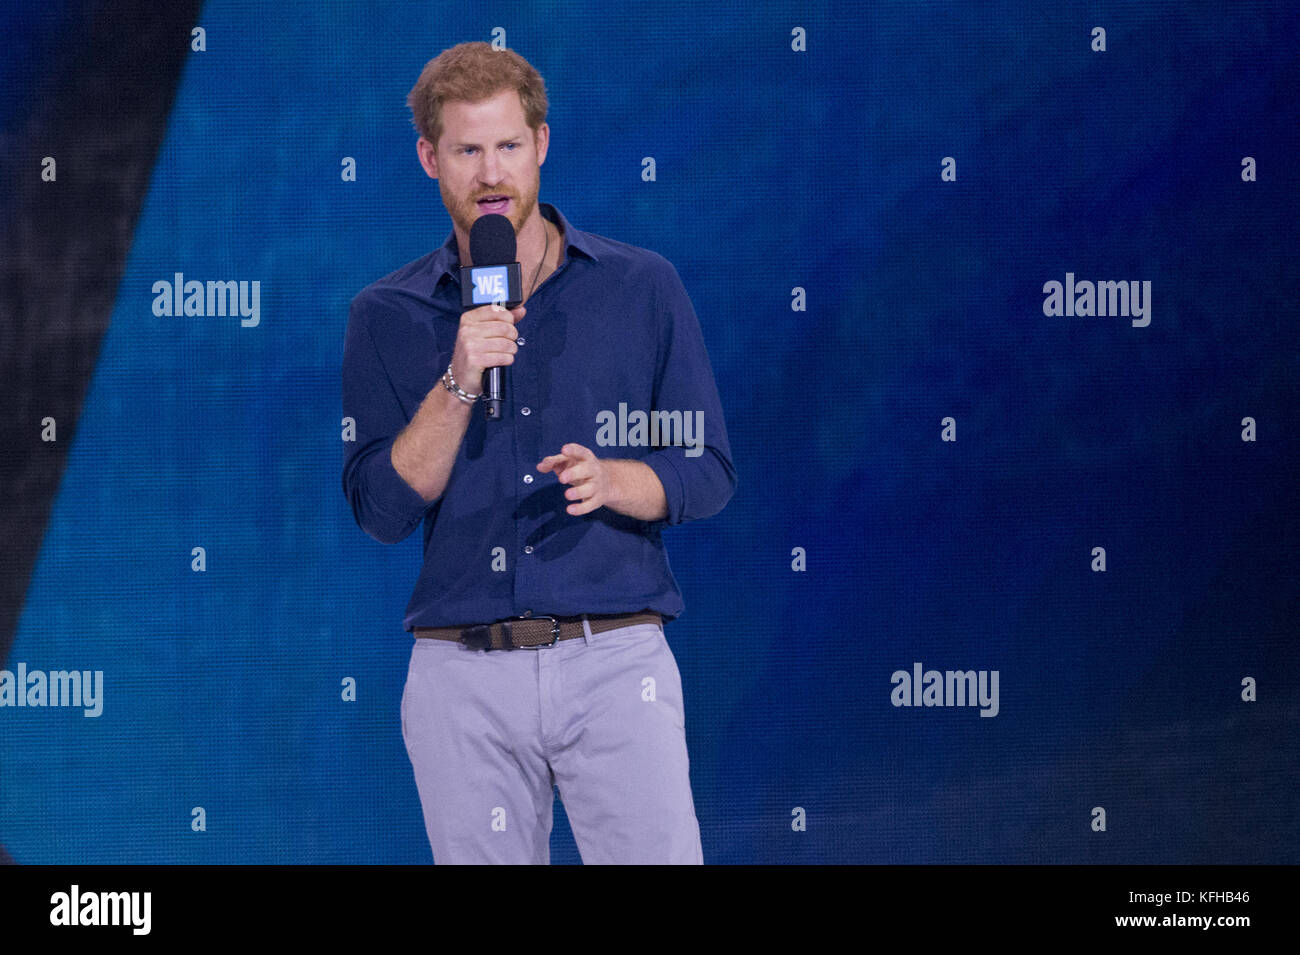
537;443;614;516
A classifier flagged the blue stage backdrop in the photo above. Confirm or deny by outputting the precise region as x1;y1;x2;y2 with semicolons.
1;0;1297;863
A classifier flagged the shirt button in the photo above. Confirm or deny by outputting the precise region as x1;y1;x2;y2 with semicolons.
516;337;525;346
523;474;534;484
520;406;531;416
524;545;534;555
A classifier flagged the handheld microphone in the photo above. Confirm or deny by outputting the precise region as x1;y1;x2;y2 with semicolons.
459;214;522;420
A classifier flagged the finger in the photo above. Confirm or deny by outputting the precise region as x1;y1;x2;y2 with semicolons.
567;494;602;516
561;443;593;460
478;320;522;340
468;304;525;324
478;343;517;361
564;479;594;501
537;454;572;473
558;463;591;485
489;304;526;323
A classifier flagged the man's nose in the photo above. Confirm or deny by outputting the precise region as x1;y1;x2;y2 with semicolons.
477;149;506;185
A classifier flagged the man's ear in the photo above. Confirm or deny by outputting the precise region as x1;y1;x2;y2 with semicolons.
534;123;549;167
417;136;439;179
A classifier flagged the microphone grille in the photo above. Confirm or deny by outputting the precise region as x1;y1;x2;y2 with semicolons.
469;213;517;266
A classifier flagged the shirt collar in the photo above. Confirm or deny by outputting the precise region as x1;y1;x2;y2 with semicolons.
431;202;598;288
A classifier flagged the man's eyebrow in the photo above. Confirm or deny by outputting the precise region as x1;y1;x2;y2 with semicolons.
450;136;524;148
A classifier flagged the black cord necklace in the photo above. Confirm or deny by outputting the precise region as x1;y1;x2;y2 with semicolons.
526;218;551;301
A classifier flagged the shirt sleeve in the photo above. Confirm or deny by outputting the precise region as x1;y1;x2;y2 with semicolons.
639;258;738;526
341;292;439;544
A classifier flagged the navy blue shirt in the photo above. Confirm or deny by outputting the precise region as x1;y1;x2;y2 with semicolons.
342;203;736;630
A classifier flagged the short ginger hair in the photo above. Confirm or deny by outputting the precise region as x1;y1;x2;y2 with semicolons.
407;42;549;150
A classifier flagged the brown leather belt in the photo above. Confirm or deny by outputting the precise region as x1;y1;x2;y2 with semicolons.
413;611;662;651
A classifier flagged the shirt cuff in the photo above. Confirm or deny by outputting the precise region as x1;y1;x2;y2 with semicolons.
371;437;438;524
641;451;686;526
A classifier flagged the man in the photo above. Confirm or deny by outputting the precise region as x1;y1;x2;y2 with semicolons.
341;41;735;864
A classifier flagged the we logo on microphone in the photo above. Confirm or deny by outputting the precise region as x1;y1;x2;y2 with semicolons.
470;267;510;305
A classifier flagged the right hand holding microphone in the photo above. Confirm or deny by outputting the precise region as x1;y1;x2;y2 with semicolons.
449;303;525;398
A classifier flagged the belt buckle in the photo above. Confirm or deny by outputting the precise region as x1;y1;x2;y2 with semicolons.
515;614;559;650
459;623;492;651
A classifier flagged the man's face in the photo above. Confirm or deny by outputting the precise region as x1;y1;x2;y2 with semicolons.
418;88;549;244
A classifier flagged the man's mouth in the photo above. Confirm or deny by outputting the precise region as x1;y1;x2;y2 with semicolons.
476;195;511;213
